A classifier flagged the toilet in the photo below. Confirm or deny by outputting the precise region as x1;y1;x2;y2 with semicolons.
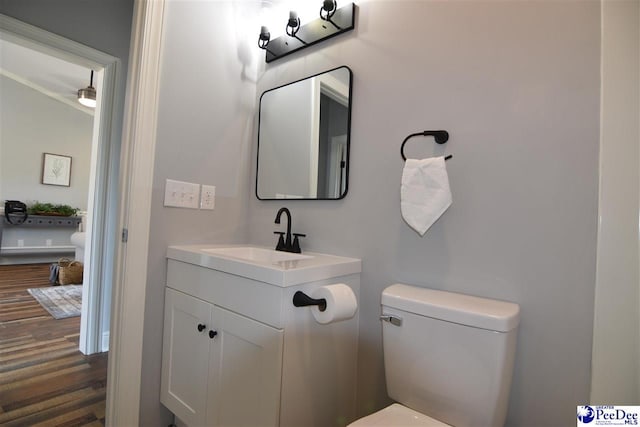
349;283;520;427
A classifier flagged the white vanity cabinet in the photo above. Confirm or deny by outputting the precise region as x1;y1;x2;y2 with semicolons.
161;289;211;426
161;288;283;427
160;245;361;427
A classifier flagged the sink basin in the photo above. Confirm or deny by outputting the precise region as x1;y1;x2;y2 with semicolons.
203;246;313;264
167;244;361;287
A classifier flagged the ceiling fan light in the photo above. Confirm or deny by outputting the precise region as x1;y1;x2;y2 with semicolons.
77;87;96;108
77;70;97;108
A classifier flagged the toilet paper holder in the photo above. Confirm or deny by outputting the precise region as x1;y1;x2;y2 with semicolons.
293;291;327;312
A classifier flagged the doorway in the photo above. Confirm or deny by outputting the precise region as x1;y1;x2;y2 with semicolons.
0;14;121;356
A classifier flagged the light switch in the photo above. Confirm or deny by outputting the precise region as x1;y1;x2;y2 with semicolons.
201;185;215;210
164;179;200;209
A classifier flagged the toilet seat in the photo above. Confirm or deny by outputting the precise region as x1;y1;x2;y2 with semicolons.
348;403;451;427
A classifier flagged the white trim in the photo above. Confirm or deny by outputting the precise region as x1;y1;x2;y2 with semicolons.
309;79;319;198
308;72;349;198
1;245;75;253
318;73;349;106
0;68;94;115
102;331;110;353
0;14;121;357
106;0;165;425
0;14;115;69
591;0;640;403
81;55;123;356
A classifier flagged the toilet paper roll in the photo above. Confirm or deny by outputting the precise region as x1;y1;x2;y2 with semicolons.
310;284;357;324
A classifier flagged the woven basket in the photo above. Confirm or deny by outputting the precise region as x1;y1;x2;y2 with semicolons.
58;258;83;285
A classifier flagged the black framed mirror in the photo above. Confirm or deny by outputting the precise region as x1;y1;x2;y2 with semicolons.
256;66;353;200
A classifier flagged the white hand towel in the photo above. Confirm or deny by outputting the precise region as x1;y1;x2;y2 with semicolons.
401;157;452;236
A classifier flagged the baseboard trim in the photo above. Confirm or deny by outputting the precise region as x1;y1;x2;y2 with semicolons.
102;331;110;353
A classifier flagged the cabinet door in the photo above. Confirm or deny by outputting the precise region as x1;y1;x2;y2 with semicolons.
207;306;284;427
161;288;212;427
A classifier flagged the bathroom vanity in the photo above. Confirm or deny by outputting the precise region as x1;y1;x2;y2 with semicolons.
161;245;361;427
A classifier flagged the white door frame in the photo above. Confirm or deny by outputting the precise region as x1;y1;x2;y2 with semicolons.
0;14;120;355
106;0;165;424
590;0;640;402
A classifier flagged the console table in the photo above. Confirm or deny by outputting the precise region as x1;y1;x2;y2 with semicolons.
0;215;82;255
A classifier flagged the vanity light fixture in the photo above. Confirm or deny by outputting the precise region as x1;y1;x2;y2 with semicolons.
285;11;307;45
258;26;280;58
320;0;337;18
77;70;97;108
320;0;341;29
257;1;356;63
258;26;271;49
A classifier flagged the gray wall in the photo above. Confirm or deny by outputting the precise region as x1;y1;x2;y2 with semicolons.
248;2;600;426
0;76;93;209
0;76;93;263
139;1;260;424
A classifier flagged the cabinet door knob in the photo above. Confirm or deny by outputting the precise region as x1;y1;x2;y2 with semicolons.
209;330;218;339
197;324;206;332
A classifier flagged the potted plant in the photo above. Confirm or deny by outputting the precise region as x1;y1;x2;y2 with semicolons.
27;202;79;217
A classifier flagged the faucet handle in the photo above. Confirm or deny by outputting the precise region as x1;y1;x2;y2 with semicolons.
274;232;286;251
292;233;306;254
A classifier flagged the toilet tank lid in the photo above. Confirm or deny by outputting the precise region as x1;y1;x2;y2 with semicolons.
382;284;520;332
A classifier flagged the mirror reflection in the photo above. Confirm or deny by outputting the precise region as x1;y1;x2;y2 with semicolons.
256;66;352;200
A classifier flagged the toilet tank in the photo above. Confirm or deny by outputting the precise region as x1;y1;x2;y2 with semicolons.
381;284;520;427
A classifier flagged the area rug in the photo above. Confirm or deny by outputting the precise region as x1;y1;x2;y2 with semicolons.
27;285;82;319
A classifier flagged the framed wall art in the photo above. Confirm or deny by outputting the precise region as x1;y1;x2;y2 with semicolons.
41;153;72;187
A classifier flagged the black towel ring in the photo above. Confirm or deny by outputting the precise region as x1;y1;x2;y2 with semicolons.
401;130;452;161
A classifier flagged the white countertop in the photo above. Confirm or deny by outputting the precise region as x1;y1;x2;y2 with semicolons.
167;244;361;287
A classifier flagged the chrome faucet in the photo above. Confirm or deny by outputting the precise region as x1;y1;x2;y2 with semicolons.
274;207;305;253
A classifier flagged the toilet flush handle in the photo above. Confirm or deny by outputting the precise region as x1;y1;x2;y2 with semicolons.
380;314;402;327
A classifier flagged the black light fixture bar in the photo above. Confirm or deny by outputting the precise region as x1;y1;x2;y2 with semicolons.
264;2;355;63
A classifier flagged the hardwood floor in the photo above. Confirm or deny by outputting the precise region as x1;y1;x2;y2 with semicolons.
0;263;107;426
